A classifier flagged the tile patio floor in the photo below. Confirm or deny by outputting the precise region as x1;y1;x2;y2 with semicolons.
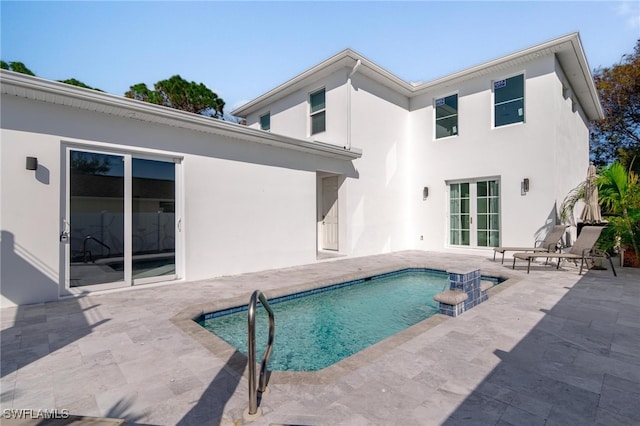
1;251;638;425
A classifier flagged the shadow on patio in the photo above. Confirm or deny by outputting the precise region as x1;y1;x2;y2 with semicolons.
441;266;640;425
1;230;108;381
176;350;247;425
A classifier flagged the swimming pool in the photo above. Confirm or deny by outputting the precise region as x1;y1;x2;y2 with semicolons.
197;268;501;372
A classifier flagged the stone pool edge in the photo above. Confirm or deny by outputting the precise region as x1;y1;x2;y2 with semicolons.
170;262;520;385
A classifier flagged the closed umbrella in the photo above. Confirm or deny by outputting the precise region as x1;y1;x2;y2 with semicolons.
580;162;602;224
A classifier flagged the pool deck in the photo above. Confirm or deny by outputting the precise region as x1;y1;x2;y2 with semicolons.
1;250;639;425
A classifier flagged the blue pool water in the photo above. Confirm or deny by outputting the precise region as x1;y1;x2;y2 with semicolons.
198;269;499;372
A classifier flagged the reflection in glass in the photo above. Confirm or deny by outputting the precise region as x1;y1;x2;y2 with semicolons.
70;151;124;286
132;158;175;281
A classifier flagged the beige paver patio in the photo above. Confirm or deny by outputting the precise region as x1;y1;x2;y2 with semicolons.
1;251;638;425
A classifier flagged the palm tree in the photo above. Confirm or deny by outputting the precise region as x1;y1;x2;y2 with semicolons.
597;161;640;259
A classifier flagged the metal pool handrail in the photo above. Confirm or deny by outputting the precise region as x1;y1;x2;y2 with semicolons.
247;290;275;417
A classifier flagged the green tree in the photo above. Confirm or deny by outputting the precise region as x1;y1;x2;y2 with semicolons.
597;161;640;258
590;39;640;170
58;78;103;92
70;152;112;175
1;60;36;76
125;75;225;118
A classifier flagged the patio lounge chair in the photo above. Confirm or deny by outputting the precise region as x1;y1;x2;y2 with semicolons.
493;225;568;263
511;225;617;276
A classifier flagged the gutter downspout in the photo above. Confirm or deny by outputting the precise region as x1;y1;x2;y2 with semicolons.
345;59;361;150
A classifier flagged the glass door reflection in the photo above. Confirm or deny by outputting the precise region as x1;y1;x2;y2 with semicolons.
69;150;125;287
131;158;176;282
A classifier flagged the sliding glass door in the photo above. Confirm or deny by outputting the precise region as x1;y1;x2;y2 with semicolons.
66;148;178;289
131;158;176;282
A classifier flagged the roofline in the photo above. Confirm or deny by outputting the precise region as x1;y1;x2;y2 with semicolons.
0;70;362;161
232;48;414;117
232;33;603;121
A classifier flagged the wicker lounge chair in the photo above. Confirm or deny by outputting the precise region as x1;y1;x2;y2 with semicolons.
511;225;616;276
493;225;568;263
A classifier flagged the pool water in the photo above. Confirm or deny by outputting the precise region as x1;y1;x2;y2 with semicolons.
199;269;452;371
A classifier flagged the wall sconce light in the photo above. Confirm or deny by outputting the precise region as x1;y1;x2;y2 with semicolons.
26;156;38;170
523;178;530;193
423;187;429;200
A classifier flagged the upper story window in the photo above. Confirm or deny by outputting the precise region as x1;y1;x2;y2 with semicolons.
259;112;270;131
435;94;458;139
494;74;524;127
310;88;326;135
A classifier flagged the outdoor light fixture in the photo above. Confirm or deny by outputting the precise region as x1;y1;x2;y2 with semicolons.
523;178;530;193
423;187;429;200
26;156;38;171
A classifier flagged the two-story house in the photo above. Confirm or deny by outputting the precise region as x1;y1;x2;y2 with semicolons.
233;32;602;259
0;32;602;307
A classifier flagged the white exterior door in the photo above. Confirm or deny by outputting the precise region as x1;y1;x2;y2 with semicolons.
321;176;339;250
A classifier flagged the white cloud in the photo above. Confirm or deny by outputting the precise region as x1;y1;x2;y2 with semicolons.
616;0;640;30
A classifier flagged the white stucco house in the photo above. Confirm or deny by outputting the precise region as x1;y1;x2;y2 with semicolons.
0;32;603;307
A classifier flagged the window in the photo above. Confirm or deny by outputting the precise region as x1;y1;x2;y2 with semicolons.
494;74;524;127
448;179;500;247
259;112;270;131
310;88;326;135
435;94;458;139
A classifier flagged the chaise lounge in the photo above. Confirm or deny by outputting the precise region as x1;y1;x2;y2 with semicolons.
493;225;568;264
511;225;617;276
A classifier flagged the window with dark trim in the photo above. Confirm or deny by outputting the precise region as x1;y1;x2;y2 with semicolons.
494;74;524;127
435;94;458;139
310;89;326;135
259;112;270;131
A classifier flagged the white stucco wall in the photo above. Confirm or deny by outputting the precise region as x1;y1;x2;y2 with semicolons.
1;128;62;306
408;55;589;255
243;53;591;258
246;71;350;148
1;95;356;307
247;70;414;257
347;72;412;256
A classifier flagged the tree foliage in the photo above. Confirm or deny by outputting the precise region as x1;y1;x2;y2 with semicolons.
1;60;36;76
597;161;640;258
70;152;112;175
590;39;640;171
125;75;225;119
58;78;103;92
1;60;103;91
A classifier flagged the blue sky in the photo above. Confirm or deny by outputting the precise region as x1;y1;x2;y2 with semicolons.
2;1;639;115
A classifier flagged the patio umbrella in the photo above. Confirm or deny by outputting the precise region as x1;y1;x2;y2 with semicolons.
580;162;602;224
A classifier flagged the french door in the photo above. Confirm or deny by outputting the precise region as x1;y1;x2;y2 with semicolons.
449;179;500;248
64;147;180;290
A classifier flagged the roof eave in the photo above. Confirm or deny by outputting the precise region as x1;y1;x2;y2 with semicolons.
0;70;362;161
231;48;414;117
233;33;604;122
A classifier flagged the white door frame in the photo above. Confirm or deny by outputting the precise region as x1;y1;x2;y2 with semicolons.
60;144;182;296
446;177;501;248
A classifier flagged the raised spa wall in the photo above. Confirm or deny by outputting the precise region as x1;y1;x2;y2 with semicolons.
434;268;493;317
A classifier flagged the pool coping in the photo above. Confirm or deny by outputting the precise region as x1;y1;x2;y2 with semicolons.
170;262;520;385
